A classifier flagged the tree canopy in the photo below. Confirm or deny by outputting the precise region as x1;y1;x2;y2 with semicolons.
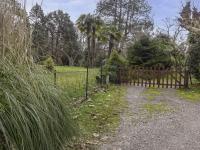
30;5;81;65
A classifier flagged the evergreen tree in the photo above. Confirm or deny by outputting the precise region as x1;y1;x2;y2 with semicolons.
30;3;47;62
46;10;81;65
127;35;173;68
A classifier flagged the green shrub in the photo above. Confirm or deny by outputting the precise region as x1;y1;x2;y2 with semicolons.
103;51;127;83
0;60;78;150
43;56;55;71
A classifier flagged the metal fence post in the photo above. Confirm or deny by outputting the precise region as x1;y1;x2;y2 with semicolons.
100;61;103;87
54;70;57;86
85;63;89;100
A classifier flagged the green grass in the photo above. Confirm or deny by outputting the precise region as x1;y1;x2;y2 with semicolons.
143;88;161;101
73;86;127;139
55;66;89;72
143;102;171;115
54;66;99;99
178;87;200;103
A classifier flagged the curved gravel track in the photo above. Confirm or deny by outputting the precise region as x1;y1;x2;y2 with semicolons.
101;86;200;150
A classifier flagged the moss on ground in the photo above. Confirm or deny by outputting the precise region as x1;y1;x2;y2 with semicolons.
142;102;171;116
143;88;161;101
178;87;200;103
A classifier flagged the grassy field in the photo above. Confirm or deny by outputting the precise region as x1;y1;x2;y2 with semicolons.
54;66;99;99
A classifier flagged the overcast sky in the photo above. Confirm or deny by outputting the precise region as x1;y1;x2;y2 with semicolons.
26;0;197;28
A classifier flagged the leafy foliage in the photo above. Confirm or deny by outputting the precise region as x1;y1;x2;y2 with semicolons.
104;51;127;83
127;35;173;68
42;56;55;71
98;25;122;57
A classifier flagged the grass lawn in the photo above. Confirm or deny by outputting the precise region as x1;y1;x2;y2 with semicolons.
54;66;99;99
55;66;89;72
178;86;200;103
73;86;127;144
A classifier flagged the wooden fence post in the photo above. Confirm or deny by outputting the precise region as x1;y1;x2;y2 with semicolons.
184;69;189;89
158;67;161;88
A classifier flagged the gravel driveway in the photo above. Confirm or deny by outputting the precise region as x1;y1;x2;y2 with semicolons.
101;86;200;150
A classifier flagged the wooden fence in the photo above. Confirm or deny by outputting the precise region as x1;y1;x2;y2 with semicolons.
118;67;190;88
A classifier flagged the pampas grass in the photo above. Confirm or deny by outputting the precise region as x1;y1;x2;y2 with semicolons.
0;1;78;149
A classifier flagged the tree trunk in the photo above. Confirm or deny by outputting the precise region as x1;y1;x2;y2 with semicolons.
108;34;114;57
121;0;131;51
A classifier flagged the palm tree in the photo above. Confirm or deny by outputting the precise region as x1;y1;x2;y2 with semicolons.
76;14;103;67
91;16;103;65
98;25;122;57
76;14;92;99
77;14;92;66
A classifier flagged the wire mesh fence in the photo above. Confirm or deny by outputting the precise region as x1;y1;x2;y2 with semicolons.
54;68;99;99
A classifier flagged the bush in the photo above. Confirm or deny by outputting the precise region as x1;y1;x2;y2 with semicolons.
43;56;54;71
103;51;127;83
0;60;78;150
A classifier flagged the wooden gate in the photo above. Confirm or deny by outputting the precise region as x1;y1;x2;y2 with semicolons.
118;67;190;88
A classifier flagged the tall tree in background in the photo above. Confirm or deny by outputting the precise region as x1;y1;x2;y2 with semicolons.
179;2;200;33
30;5;81;66
179;2;200;80
157;18;186;67
96;0;153;51
188;33;200;80
98;25;122;57
30;3;47;62
46;10;81;65
76;14;104;66
76;14;93;66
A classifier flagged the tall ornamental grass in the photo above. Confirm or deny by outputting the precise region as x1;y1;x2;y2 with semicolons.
0;60;78;150
0;1;78;149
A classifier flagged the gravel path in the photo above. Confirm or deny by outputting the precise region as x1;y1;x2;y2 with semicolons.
101;86;200;150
